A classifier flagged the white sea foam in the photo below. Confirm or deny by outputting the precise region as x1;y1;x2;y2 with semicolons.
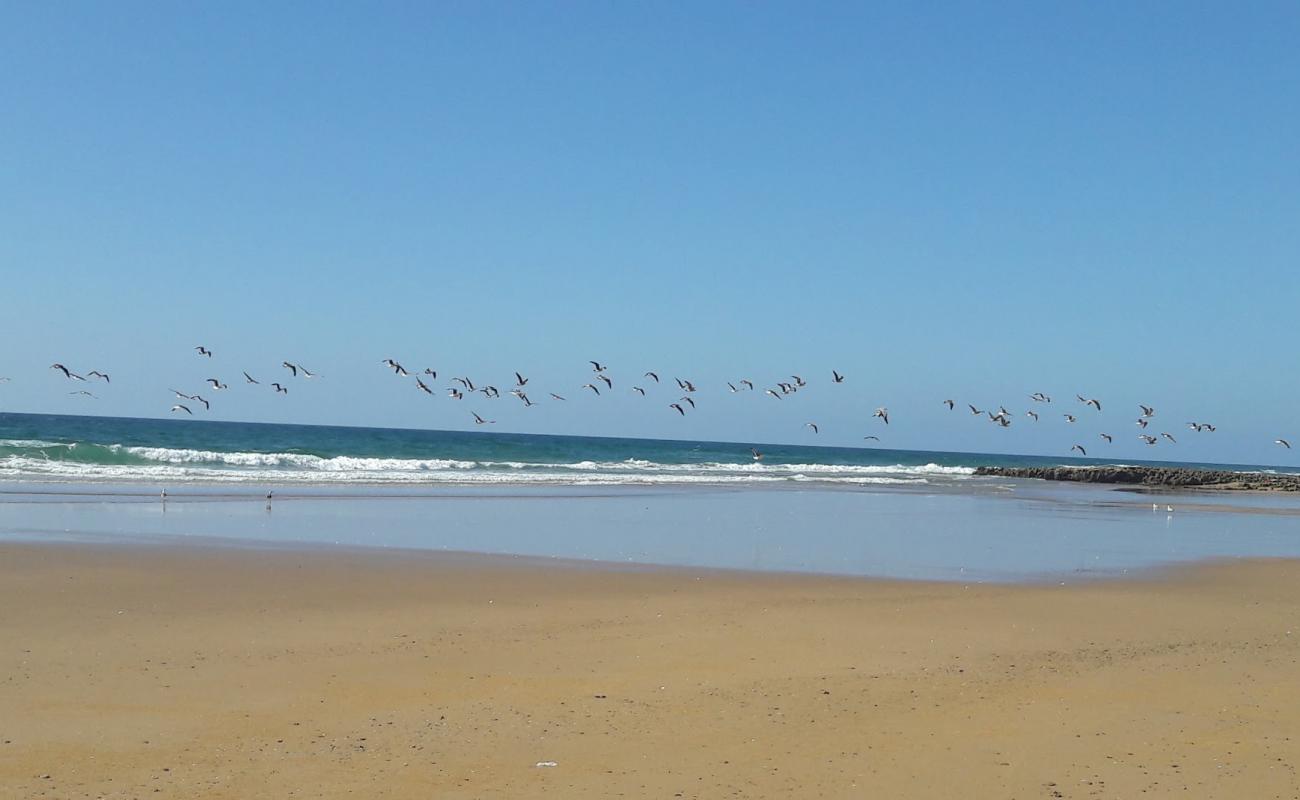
0;448;955;487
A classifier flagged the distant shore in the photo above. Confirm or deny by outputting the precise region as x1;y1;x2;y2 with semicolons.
975;464;1300;491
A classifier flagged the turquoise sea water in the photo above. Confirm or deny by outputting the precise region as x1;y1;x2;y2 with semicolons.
1;412;1295;488
3;413;1299;580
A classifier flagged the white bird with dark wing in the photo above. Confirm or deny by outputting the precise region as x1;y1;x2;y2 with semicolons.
171;404;192;414
764;389;782;399
873;408;889;425
415;377;433;395
550;393;566;401
582;383;600;395
644;372;659;383
195;346;212;357
1063;414;1077;423
87;371;110;383
863;435;879;442
381;359;406;376
206;378;228;390
739;379;754;391
1071;444;1087;456
282;361;300;377
244;372;259;384
1100;433;1113;443
471;412;495;425
806;422;819;434
669;403;686;416
192;395;211;410
1139;405;1155;418
1162;433;1177;444
832;370;845;384
943;399;954;410
1026;410;1039;421
590;361;606;372
50;363;84;381
1139;434;1158;445
515;372;528;387
272;383;288;394
1276;439;1292;449
632;386;646;396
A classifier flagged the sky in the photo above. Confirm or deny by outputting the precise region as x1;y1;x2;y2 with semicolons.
1;2;1297;465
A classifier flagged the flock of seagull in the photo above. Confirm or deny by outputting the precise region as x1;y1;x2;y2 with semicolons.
28;347;1296;457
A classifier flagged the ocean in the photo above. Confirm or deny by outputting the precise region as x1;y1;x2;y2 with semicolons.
1;412;1293;489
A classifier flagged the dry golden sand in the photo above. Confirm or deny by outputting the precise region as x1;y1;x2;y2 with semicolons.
1;542;1298;799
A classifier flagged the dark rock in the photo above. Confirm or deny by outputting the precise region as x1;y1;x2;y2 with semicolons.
973;465;1300;491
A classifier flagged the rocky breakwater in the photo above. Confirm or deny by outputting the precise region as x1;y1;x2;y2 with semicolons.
973;465;1300;491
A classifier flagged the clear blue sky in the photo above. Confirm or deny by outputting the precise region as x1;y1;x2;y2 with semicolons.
2;2;1297;464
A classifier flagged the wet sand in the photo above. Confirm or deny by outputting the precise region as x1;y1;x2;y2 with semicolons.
2;542;1298;798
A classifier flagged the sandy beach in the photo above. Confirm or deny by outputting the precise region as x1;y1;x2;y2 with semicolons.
2;542;1298;799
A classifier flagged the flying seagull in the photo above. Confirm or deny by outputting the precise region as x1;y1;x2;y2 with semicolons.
739;379;754;391
272;383;287;394
68;390;97;398
515;372;528;387
943;399;954;410
582;383;600;395
1139;405;1155;418
832;370;845;384
1026;410;1039;421
206;378;228;390
1277;439;1292;449
727;382;739;393
191;395;211;410
282;362;299;377
423;368;437;378
1063;414;1077;423
644;372;659;383
447;388;463;400
873;408;889;425
550;393;567;401
1100;433;1113;443
243;372;259;384
1071;444;1087;456
1082;398;1101;411
169;388;192;399
1139;434;1158;445
597;374;613;390
764;389;782;399
471;412;495;425
381;359;406;376
299;366;317;378
50;363;83;380
171;404;192;414
631;386;646;396
87;370;110;382
1162;433;1177;444
1030;392;1051;403
669;403;686;416
863;435;880;442
969;405;983;415
415;377;433;394
590;361;606;372
195;346;212;357
806;422;819;434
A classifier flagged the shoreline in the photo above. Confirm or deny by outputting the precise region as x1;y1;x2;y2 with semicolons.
2;541;1298;798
